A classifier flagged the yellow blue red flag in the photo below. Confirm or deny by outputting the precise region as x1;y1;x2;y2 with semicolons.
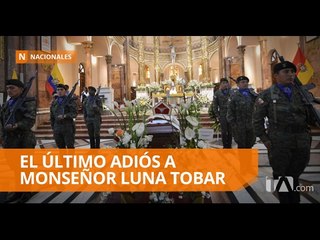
46;64;64;95
293;47;314;85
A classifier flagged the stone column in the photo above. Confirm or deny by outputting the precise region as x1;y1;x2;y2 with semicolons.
201;36;209;82
186;36;193;82
82;41;93;86
219;36;225;78
23;36;37;96
138;36;145;85
237;45;246;75
154;36;160;83
259;37;270;90
0;36;4;62
105;55;112;88
224;57;232;81
6;36;20;81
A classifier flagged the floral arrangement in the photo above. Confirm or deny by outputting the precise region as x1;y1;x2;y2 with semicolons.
136;84;147;92
176;77;186;86
187;79;201;92
172;101;208;149
195;94;210;108
171;101;211;202
107;98;153;148
147;82;162;93
200;82;214;88
161;79;174;86
149;192;174;203
208;101;221;133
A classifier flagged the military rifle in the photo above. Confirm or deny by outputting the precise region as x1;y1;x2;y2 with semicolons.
275;50;320;127
4;75;36;126
58;80;79;117
229;76;237;84
92;85;101;108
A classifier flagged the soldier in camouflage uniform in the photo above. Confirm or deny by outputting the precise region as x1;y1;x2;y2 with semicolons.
0;79;36;203
50;83;78;148
253;61;312;203
227;76;257;148
213;78;233;148
83;86;103;148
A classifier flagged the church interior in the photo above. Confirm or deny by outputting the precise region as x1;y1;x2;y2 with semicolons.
0;36;319;128
0;36;320;203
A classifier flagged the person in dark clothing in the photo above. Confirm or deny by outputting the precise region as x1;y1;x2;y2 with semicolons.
253;61;313;203
212;78;233;148
50;83;78;148
227;76;257;148
0;79;36;203
83;86;103;148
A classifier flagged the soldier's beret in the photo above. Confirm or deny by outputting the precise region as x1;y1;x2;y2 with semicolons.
56;83;67;90
88;86;96;92
273;61;297;74
236;76;249;83
220;78;229;83
6;79;25;88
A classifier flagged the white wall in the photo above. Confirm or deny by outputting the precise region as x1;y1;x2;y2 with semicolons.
56;37;79;91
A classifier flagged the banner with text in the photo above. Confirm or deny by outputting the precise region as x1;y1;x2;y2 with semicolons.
0;149;258;192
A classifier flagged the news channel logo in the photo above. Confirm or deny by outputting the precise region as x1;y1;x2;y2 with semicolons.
265;176;294;192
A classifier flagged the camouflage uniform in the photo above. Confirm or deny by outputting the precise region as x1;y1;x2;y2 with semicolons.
253;84;312;203
213;88;232;148
83;95;103;148
227;88;257;148
0;79;36;203
0;97;36;148
50;96;78;148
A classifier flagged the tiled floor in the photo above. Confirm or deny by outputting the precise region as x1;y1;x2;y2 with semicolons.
2;136;320;203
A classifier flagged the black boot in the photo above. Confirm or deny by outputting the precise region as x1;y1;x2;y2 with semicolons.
95;137;100;148
90;137;95;148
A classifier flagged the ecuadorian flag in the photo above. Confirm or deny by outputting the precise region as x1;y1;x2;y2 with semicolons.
46;64;64;95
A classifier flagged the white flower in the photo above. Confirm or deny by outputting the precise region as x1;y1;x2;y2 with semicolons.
197;140;209;148
122;132;132;145
186;116;199;127
185;127;195;140
176;77;186;85
107;128;114;134
149;192;174;203
133;122;145;137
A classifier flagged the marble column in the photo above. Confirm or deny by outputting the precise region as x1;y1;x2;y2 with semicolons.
237;45;246;75
6;36;20;81
259;37;270;90
0;36;4;62
224;57;232;81
186;36;193;82
201;36;209;82
219;36;225;79
23;36;37;96
82;41;93;87
138;36;145;85
105;55;112;88
154;36;160;83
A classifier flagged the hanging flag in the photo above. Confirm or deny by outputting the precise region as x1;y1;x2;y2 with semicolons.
292;47;314;85
45;64;64;95
12;69;18;79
